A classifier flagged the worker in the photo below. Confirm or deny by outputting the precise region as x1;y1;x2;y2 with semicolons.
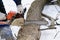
0;0;17;40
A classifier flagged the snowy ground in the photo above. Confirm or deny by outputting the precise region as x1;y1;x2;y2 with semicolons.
40;3;60;40
39;15;60;40
40;25;60;40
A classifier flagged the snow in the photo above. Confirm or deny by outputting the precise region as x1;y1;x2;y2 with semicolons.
51;0;57;2
40;25;60;40
10;26;21;39
41;4;60;40
42;5;60;19
2;0;17;14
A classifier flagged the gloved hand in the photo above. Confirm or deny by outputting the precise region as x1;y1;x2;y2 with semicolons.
17;5;23;14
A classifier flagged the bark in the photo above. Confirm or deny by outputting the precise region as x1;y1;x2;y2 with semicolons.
27;0;48;20
17;0;48;40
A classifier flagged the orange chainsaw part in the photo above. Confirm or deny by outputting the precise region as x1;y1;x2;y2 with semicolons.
6;11;16;20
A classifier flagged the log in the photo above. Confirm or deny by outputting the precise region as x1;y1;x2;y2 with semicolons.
17;0;48;40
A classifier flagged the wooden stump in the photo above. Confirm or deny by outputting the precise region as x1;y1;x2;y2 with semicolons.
17;0;48;40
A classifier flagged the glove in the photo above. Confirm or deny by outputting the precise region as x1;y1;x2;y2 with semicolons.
17;5;23;14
